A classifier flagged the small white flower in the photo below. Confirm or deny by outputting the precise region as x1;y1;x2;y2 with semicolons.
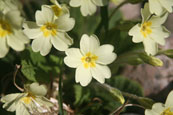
69;0;108;16
0;11;29;58
1;83;53;115
128;3;170;55
46;0;69;18
23;5;75;56
64;34;117;86
145;90;173;115
148;0;173;16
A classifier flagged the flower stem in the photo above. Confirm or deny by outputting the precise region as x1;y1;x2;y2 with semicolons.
109;0;128;20
13;64;24;92
58;72;64;115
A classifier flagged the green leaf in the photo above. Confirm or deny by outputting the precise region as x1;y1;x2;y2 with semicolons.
21;60;36;82
122;92;155;109
107;76;144;96
137;97;155;109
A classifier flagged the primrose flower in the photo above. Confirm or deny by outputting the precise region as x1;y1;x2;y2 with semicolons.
1;83;53;115
145;90;173;115
0;11;29;58
69;0;108;16
45;0;69;18
64;34;117;86
148;0;173;16
23;5;75;56
128;3;170;55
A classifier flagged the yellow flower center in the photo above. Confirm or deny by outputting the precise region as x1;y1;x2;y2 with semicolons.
140;21;152;38
51;5;62;17
0;19;12;37
161;108;173;115
81;52;98;69
21;94;35;105
40;22;57;37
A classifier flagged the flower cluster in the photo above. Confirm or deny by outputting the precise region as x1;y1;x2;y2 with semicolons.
0;0;29;58
1;0;173;114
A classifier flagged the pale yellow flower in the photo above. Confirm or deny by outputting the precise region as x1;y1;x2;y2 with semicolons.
145;90;173;115
0;11;29;58
128;3;169;55
64;34;117;86
23;6;75;56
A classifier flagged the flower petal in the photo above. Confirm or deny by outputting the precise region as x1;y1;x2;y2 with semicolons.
16;103;30;115
152;103;165;114
6;10;23;29
1;93;26;112
32;36;52;56
95;44;116;65
80;0;97;16
149;0;163;16
91;64;111;83
23;21;39;29
150;27;169;45
7;31;29;51
145;109;160;115
51;32;73;51
143;38;158;55
23;28;41;39
128;24;143;43
64;48;83;68
141;3;151;22
150;13;168;27
70;0;82;7
55;14;75;32
159;0;173;13
0;37;9;58
35;6;54;26
165;90;173;107
80;34;100;55
75;65;92;86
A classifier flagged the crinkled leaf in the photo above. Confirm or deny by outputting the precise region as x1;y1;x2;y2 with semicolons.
107;76;144;96
21;60;36;82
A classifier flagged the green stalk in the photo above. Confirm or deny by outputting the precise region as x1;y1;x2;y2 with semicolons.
58;72;64;115
109;0;128;20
